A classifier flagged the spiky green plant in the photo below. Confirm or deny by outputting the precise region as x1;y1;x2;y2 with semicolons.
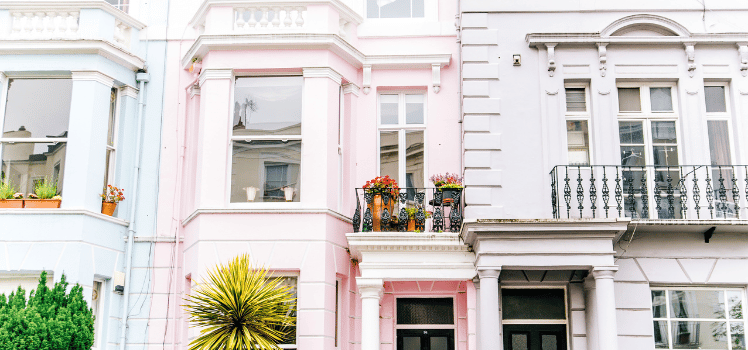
34;178;58;199
184;255;296;350
0;181;16;199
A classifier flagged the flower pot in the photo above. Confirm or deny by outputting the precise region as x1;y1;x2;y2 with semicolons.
24;199;61;208
367;194;393;231
407;218;415;232
438;188;462;205
101;201;117;216
283;187;295;202
0;199;23;208
244;187;258;201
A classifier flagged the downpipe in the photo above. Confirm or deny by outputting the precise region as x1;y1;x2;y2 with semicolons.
120;71;150;350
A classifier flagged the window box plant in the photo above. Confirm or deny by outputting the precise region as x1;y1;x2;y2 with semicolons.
430;173;464;204
101;185;125;216
404;207;432;232
24;179;61;208
0;182;23;208
363;175;399;231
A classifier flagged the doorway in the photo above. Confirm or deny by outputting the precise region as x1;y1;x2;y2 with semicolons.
397;329;454;350
503;324;567;350
501;288;568;350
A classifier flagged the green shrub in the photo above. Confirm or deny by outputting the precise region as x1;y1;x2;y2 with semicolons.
0;271;94;350
0;182;15;200
34;178;58;199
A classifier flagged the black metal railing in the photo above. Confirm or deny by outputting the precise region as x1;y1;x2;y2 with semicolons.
551;165;748;220
351;187;463;233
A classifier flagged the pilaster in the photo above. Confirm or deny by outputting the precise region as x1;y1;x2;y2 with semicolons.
357;278;383;350
592;266;618;350
477;268;502;350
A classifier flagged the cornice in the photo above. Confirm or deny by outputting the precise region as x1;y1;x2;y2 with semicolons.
364;54;451;69
0;1;146;29
302;67;343;84
189;0;363;29
0;40;145;70
527;33;748;47
461;218;630;245
182;208;351;226
198;68;233;86
71;71;115;87
120;85;139;99
342;82;360;96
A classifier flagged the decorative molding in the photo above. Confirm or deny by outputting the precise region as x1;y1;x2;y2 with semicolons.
477;269;501;279
188;84;201;98
0;40;145;71
597;43;608;77
684;43;696;78
182;208;351;226
302;67;343;84
0;1;146;29
342;82;360;96
527;33;748;47
198;68;233;86
591;266;618;279
545;43;557;77
738;43;748;77
356;278;384;299
686;90;699;95
545;90;558;95
71;71;115;87
432;64;441;93
599;14;691;37
739;90;748;95
362;64;372;94
120;85;139;99
598;90;610;95
0;209;128;226
364;54;451;69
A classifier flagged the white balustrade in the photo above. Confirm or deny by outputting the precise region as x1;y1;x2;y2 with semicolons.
113;20;131;48
8;11;80;39
234;6;306;31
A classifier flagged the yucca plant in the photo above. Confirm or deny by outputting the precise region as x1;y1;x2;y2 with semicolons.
184;254;296;350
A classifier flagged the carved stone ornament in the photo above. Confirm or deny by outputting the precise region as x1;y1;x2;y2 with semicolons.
684;43;696;78
597;43;608;77
738;43;748;77
545;43;557;77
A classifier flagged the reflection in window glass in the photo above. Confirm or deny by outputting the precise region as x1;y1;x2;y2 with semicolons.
541;334;558;350
367;0;424;18
511;333;529;350
405;131;424;188
502;289;566;320
650;87;673;112
380;95;399;124
405;95;424;124
397;298;454;325
269;276;297;347
618;88;641;112
230;140;300;202
708;121;731;166
619;121;644;145
232;77;302;136
566;120;590;166
705;86;727;113
380;131;399;185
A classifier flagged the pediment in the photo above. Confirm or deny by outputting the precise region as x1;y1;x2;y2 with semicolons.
601;14;691;38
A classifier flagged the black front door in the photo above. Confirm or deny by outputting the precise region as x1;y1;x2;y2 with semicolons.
503;324;567;350
397;329;454;350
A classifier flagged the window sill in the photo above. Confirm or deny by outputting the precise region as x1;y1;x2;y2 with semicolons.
183;207;351;226
0;208;129;226
357;19;456;37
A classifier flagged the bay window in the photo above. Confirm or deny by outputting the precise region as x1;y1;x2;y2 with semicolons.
378;93;425;195
367;0;424;18
1;78;71;196
230;76;302;203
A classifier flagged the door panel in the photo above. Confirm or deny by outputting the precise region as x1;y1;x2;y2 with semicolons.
397;329;454;350
504;325;567;350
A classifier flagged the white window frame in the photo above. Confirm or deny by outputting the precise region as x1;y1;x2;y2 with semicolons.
268;273;298;350
617;82;679;117
704;82;735;165
105;0;129;13
104;87;120;190
651;286;747;350
227;74;303;206
376;91;427;189
564;84;593;166
91;278;106;350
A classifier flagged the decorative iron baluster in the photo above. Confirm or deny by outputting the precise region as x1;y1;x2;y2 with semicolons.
666;168;675;219
615;167;623;217
693;166;701;219
717;167;728;215
679;166;688;219
732;167;741;219
415;192;426;232
602;167;610;218
576;167;585;218
381;190;391;231
362;190;373;232
640;169;648;219
398;193;408;232
564;167;571;218
432;194;444;233
705;167;714;219
352;189;361;232
589;167;597;218
654;180;662;217
551;167;559;219
626;168;635;218
449;189;462;233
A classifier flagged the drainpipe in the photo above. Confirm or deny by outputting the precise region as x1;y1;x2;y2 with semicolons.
119;71;150;350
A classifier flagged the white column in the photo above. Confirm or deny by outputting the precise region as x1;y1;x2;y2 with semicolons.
358;278;383;350
592;266;618;350
478;268;502;350
584;276;599;350
473;276;481;350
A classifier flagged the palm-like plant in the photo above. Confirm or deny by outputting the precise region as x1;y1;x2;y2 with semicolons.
184;254;296;350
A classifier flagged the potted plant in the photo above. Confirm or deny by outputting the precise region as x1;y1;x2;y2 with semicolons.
362;175;399;231
101;185;125;216
24;178;61;208
281;186;295;202
404;207;432;232
243;186;258;201
0;181;23;208
429;173;464;205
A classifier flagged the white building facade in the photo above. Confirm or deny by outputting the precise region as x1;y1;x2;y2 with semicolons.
460;2;748;350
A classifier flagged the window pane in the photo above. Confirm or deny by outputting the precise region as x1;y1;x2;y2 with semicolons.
502;289;566;320
104;149;113;188
669;290;725;319
107;88;117;147
619;121;644;144
403;337;420;350
566;120;590;166
708;121;731;166
650;87;673;112
671;321;727;349
380;131;399;185
653;321;670;348
405;94;424;124
511;333;529;350
1;142;66;195
705;86;727;113
618;88;641;112
565;88;586;112
651;121;677;144
732;322;745;350
653;290;667;318
430;337;448;350
620;146;645;166
380;95;399;124
541;334;558;350
230;140;300;203
232;77;302;136
727;291;743;320
397;298;454;324
380;0;411;18
366;0;379;18
405;131;423;189
271;277;296;346
3;79;72;139
412;0;424;17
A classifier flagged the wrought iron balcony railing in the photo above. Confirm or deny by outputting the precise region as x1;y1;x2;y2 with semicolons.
551;165;748;220
351;187;463;233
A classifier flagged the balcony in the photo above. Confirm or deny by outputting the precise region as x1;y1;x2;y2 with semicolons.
351;188;463;233
551;165;748;221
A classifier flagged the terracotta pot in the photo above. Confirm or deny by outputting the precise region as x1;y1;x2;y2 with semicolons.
407;218;415;232
0;199;23;208
101;201;117;216
367;194;393;231
24;199;61;208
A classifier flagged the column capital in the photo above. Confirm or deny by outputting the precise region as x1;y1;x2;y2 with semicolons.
592;266;618;279
188;83;201;98
342;82;360;96
71;71;115;87
357;277;384;300
472;276;480;287
198;68;233;86
302;67;342;85
477;268;501;279
583;275;596;290
119;85;139;99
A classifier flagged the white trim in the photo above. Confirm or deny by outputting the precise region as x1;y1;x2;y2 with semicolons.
198;68;234;86
0;1;146;29
0;40;145;71
342;82;360;96
182;208;351;226
188;0;363;29
302;67;343;85
72;71;115;87
600;14;691;37
376;91;427;190
119;85;139;99
0;209;129;226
